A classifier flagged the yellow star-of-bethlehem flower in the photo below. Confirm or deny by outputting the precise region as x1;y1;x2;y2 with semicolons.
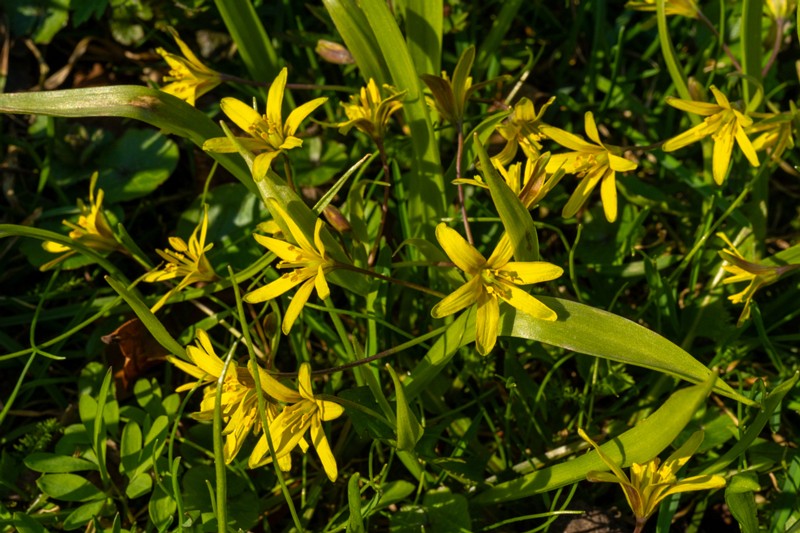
455;153;563;210
493;96;556;165
202;68;327;179
143;206;218;312
716;232;800;326
748;105;797;162
244;201;336;334
578;428;726;533
541;112;638;223
168;330;298;465
624;0;700;18
249;363;344;482
432;223;563;355
337;78;405;143
662;86;760;185
41;172;120;270
156;28;222;107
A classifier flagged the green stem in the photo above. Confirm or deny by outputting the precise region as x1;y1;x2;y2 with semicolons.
213;343;236;533
229;267;304;532
323;297;357;365
336;262;446;298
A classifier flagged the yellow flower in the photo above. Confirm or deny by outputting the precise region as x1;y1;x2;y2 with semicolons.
662;86;760;185
541;112;637;223
494;96;556;165
203;68;327;179
249;363;344;482
625;0;700;18
716;233;799;326
747;106;797;161
156;28;222;107
41;172;120;270
455;153;563;210
169;330;304;465
432;223;562;355
765;0;796;20
143;206;218;312
337;78;405;143
578;428;726;532
244;201;336;334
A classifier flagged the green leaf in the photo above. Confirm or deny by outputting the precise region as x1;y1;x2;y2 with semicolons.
120;421;143;475
656;0;692;102
423;489;471;532
10;511;47;533
213;0;280;83
105;277;186;360
63;499;108;531
37;473;105;502
360;0;445;240
725;473;760;533
347;473;365;533
473;373;716;504
741;0;764;109
387;364;423;452
473;134;539;261
148;484;176;531
322;0;392;84
95;129;178;202
0;86;254;194
376;480;415;509
126;471;153;499
24;453;98;473
474;0;524;78
405;0;442;75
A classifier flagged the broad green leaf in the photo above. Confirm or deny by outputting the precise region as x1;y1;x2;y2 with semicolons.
120;421;143;475
474;134;539;261
424;489;471;532
213;0;280;83
405;300;752;404
0;86;254;194
725;473;760;533
387;364;423;452
37;473;105;502
11;511;47;533
360;0;445;240
95;129;178;202
405;0;442;76
322;0;392;84
24;453;99;473
105;277;186;360
347;473;365;533
376;480;415;509
472;373;716;504
126;472;153;499
148;484;176;531
63;499;107;531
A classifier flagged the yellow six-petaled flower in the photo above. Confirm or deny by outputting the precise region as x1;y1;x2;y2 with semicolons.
244;201;336;334
156;28;222;107
248;362;344;482
542;111;638;223
203;67;327;179
662;86;760;185
337;78;405;143
578;428;726;533
432;223;563;355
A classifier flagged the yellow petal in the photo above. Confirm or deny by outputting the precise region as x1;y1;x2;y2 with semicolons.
541;125;598;152
221;98;262;134
486;233;513;269
253;150;282;180
475;291;500;355
584;112;602;145
298;363;314;400
660;474;726;499
662;120;715;151
253;233;303;262
600;170;618;223
203;136;264;153
431;275;482;319
244;272;306;303
311;421;338;482
497;282;558;321
256;367;303;403
319;400;345;421
608;153;637;172
562;168;603;218
712;121;735;185
734;124;760;168
285;97;328;136
315;266;330;300
282;278;315;333
578;428;632;485
268;200;316;254
497;261;563;285
267;68;288;130
435;223;485;274
665;96;721;116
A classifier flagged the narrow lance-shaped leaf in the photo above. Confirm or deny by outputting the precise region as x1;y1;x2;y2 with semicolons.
474;133;539;261
387;364;423;452
472;372;717;504
0;86;255;193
